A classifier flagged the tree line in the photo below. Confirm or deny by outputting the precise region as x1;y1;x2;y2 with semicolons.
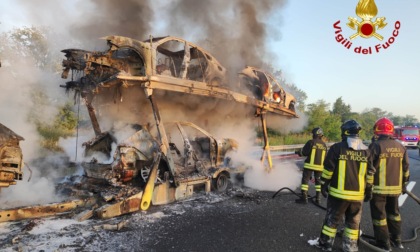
261;65;419;144
267;92;419;144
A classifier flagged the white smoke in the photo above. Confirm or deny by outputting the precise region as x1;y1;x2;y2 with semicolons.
244;161;301;191
0;0;306;208
0;30;73;208
0;169;62;208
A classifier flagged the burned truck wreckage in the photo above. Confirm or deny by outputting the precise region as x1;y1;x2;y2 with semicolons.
0;35;298;222
0;123;24;189
61;35;297;117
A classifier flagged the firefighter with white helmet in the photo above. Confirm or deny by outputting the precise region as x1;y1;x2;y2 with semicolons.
368;117;410;251
317;120;375;252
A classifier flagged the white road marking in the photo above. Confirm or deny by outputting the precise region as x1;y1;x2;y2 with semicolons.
399;181;416;207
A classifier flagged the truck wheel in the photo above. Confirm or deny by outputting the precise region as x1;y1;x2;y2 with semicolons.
212;172;230;192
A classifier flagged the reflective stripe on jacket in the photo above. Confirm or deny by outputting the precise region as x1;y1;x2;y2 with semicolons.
302;138;327;171
322;140;375;201
369;136;410;195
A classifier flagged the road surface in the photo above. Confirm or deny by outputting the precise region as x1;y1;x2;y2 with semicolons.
0;150;419;252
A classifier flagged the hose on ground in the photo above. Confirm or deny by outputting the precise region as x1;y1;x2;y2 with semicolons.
271;187;327;211
24;162;33;182
272;187;420;251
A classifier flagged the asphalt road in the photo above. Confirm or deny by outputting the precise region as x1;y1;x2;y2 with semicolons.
128;149;420;252
1;150;419;252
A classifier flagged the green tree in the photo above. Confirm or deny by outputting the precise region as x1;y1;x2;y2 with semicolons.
366;107;392;119
305;100;342;142
284;82;307;112
263;90;420;144
306;100;331;131
36;103;78;151
390;115;404;126
0;26;68;72
401;115;418;126
323;114;342;141
1;26;78;153
353;112;375;140
354;108;390;140
332;97;352;123
10;26;49;68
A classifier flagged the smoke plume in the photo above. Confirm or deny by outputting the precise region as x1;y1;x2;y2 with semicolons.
0;47;68;207
0;0;305;207
162;0;287;76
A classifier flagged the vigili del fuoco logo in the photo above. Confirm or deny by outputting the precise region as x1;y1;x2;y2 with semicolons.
333;0;400;54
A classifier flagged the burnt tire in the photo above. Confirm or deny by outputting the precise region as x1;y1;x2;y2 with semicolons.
212;172;230;193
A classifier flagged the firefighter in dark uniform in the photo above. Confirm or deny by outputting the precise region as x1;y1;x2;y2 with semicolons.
371;125;379;143
295;127;327;204
368;117;410;251
317;120;375;252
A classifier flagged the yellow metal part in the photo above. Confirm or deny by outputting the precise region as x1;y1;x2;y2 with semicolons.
0;198;96;223
174;177;212;201
117;75;298;118
261;146;273;172
0;171;17;187
140;153;161;211
73;209;94;222
0;170;16;179
259;112;273;171
175;183;194;201
152;180;176;205
96;191;143;219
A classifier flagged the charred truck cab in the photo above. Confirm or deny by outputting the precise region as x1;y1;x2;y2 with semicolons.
0;123;24;188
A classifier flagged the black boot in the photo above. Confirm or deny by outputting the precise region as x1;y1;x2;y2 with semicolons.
295;191;308;204
317;234;334;252
368;240;391;252
316;192;321;204
342;236;358;252
390;236;403;249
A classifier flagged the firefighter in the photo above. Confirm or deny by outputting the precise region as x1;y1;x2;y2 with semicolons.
317;120;375;252
295;127;327;204
371;128;379;143
371;134;379;143
368;117;410;250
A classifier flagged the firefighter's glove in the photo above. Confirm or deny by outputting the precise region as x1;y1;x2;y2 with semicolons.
321;183;329;198
364;185;373;202
402;176;409;195
294;150;301;157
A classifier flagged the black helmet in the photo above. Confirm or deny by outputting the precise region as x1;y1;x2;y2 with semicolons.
312;127;324;137
341;119;362;137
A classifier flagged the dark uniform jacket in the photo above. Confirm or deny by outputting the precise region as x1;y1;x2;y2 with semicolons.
369;135;410;195
322;139;375;201
301;138;327;171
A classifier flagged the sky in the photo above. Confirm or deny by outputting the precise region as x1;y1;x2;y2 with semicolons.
274;1;420;121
